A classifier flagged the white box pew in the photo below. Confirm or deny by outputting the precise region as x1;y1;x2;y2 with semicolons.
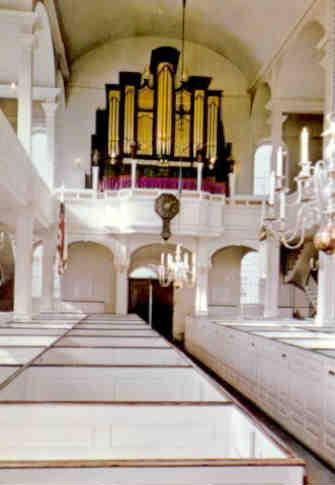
0;366;228;402
68;329;157;337
0;347;45;365
0;403;304;485
0;328;67;336
35;347;187;366
2;323;74;329
0;336;59;347
76;324;150;330
55;336;169;347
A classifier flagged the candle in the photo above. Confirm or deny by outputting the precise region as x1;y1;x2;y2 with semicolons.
184;252;189;266
161;253;164;266
269;171;275;205
276;146;283;177
280;191;286;219
300;127;309;163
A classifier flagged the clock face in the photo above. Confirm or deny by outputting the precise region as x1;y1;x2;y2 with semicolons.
155;193;180;219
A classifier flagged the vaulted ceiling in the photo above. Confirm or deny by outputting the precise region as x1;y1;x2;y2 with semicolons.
55;0;313;81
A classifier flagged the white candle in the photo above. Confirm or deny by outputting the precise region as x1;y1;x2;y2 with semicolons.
269;171;275;205
161;253;164;266
184;252;189;266
276;146;283;177
280;191;286;219
300;127;309;163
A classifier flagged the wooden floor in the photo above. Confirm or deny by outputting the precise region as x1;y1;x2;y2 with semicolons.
184;348;335;484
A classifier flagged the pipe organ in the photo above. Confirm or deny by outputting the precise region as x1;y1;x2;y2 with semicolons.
90;46;233;193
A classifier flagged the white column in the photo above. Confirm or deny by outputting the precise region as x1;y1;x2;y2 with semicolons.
315;0;335;326
40;228;56;312
42;101;58;188
131;159;137;189
14;209;34;320
115;264;129;315
194;240;210;316
196;162;203;192
194;265;210;316
17;34;35;156
263;236;280;318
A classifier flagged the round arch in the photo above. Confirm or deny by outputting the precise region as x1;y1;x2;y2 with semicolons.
209;240;259;263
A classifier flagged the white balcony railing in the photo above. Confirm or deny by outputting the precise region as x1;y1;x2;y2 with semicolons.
55;186;264;238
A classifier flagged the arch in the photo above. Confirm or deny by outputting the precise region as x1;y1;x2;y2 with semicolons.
129;243;192;275
67;235;117;258
209;240;259;262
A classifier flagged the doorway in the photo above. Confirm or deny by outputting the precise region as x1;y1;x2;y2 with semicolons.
128;278;173;340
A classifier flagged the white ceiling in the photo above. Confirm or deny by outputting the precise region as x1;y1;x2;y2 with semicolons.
55;0;312;81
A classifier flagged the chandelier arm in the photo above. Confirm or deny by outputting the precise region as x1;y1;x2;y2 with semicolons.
277;204;306;243
280;220;307;249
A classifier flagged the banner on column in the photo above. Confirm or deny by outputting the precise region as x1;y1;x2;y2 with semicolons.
56;201;68;275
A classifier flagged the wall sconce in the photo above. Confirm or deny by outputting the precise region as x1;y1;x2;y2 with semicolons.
74;157;82;168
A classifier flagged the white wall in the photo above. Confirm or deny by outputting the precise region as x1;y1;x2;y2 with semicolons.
55;36;252;193
61;242;115;312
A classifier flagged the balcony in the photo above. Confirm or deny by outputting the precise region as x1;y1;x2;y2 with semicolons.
56;184;264;239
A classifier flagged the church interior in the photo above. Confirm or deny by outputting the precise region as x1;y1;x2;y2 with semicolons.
1;0;335;483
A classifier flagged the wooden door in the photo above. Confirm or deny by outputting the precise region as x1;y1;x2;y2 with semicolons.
128;279;173;339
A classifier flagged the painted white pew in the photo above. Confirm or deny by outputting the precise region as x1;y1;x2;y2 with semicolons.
0;367;227;402
0;403;304;485
55;336;169;347
35;347;187;366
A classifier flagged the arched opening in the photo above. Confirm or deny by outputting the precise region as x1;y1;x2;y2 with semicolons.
61;242;115;313
209;245;261;318
240;251;260;305
129;243;194;341
253;142;272;196
129;244;174;340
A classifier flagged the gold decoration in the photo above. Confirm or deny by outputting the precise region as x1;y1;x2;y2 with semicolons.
138;86;154;110
174;114;191;158
156;62;173;156
137;112;153;155
207;95;220;160
124;86;135;153
108;90;120;156
314;220;335;254
193;90;205;156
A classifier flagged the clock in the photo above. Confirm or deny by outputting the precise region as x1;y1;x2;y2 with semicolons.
155;193;180;241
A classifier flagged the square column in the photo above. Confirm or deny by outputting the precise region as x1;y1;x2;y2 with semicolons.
263;236;280;319
194;240;210;316
17;34;35;156
40;227;57;312
115;264;129;315
42;102;58;188
315;252;335;326
14;209;34;320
